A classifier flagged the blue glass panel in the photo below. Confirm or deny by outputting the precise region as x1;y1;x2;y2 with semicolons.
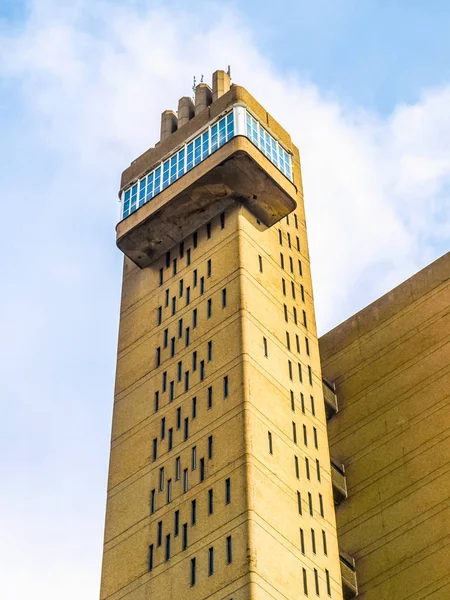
162;160;170;189
139;180;146;206
170;155;177;183
218;118;226;147
201;132;209;159
226;113;234;141
194;137;201;165
271;139;278;166
211;123;218;152
154;166;161;194
146;172;154;201
178;148;185;176
124;189;131;202
186;142;194;171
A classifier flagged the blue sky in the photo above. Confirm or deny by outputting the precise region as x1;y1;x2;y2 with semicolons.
0;1;449;597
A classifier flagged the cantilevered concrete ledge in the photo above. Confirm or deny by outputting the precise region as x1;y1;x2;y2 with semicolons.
116;135;298;268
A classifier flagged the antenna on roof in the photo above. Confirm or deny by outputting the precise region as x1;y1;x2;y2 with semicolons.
227;65;231;80
200;74;204;83
192;76;196;93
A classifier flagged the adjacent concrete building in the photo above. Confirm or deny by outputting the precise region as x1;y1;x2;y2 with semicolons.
320;252;450;600
100;70;450;600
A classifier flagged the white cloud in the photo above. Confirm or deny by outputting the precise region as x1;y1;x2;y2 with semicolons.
0;1;449;598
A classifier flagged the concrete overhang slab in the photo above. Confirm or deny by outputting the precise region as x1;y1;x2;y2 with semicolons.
116;136;298;268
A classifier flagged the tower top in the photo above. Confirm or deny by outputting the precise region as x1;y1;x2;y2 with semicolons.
117;69;302;268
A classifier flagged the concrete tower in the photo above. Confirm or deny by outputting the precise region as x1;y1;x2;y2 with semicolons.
100;71;351;600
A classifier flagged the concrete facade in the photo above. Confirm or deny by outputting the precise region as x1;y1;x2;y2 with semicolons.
320;252;450;599
100;72;344;600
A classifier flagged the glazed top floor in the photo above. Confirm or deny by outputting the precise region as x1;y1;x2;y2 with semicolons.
119;84;302;198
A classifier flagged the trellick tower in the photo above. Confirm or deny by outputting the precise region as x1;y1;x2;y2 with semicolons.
100;70;346;600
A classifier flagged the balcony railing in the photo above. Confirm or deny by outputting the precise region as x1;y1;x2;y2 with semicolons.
340;553;358;598
323;378;338;419
331;459;348;505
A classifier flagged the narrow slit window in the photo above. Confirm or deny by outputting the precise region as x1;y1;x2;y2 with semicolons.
326;569;331;596
182;523;188;550
208;435;213;459
191;499;197;525
148;544;154;571
208;489;214;515
208;547;214;575
303;568;308;596
268;431;273;454
207;386;213;409
190;557;196;586
311;528;316;554
226;536;232;564
225;477;231;504
322;530;328;555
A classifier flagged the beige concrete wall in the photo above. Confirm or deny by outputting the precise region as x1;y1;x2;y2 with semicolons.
320;252;450;600
101;81;343;600
238;205;343;599
101;207;252;599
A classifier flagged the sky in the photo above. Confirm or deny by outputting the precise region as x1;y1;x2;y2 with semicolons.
0;0;449;597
